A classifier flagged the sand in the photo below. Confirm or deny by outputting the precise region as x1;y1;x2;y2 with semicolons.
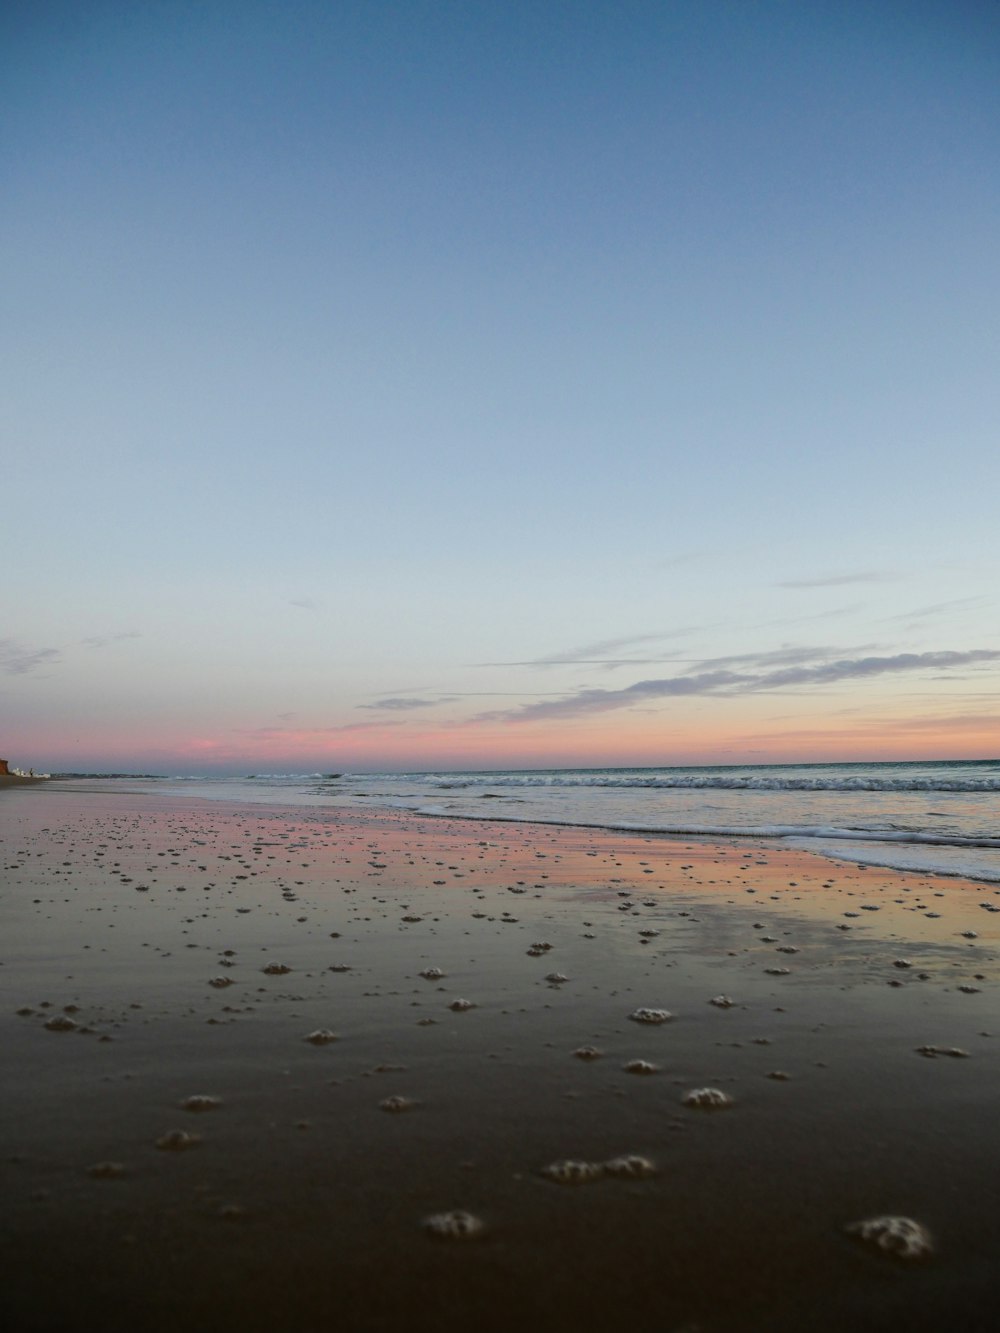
2;783;999;1332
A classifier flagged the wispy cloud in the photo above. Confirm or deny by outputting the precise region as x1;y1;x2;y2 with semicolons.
549;632;682;662
777;571;897;589
445;690;575;697
757;602;866;629
357;696;460;711
474;649;1000;725
884;595;989;622
741;712;1000;743
480;626;711;668
0;638;61;675
2;631;139;676
80;632;141;649
678;645;854;673
288;597;319;611
233;720;404;739
651;550;710;571
876;713;1000;733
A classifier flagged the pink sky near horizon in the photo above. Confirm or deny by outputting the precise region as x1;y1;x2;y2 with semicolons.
8;706;998;774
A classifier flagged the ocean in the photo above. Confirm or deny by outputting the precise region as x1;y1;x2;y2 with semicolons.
59;759;1000;884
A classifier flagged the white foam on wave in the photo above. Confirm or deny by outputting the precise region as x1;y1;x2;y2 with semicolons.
784;838;1000;883
409;805;999;851
414;766;1000;795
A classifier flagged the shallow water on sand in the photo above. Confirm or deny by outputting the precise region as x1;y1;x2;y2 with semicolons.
53;760;1000;882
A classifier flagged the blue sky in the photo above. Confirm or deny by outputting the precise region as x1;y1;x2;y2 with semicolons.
3;1;999;771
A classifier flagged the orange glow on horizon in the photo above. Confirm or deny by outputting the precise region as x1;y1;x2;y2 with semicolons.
13;703;998;772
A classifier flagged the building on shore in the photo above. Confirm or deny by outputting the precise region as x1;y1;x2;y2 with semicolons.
0;759;47;779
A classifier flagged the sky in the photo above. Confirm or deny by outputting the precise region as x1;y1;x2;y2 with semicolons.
3;0;999;773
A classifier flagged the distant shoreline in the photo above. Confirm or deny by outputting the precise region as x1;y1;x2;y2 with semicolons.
3;781;999;1332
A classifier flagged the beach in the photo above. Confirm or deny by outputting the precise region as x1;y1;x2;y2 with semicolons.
3;782;999;1332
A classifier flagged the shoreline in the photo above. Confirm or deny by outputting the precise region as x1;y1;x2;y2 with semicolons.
3;785;999;1331
18;774;1000;885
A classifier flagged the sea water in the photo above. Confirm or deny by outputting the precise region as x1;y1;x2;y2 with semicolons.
63;760;1000;883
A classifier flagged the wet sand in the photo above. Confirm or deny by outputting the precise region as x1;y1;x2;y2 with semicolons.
2;784;999;1332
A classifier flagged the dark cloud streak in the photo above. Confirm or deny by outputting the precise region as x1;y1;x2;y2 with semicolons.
476;650;1000;725
0;638;61;675
357;696;460;711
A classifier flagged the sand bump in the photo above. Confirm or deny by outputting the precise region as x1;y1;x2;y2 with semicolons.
541;1159;605;1185
541;1154;657;1184
379;1095;418;1112
87;1161;126;1178
155;1129;201;1151
682;1088;733;1109
846;1215;933;1260
629;1007;673;1024
43;1015;77;1032
603;1155;656;1179
572;1046;603;1060
423;1210;484;1239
